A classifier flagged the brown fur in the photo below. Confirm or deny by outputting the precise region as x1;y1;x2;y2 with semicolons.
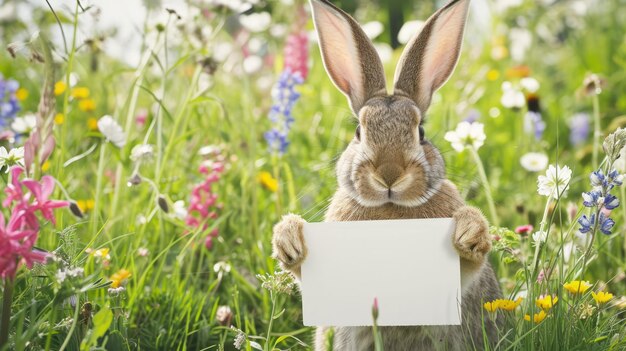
272;0;503;349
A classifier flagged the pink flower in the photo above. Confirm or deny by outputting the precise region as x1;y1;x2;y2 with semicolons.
135;108;148;127
0;210;47;278
3;166;25;208
284;32;309;80
515;224;534;235
22;175;69;225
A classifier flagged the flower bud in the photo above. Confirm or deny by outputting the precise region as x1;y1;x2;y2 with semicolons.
157;194;169;213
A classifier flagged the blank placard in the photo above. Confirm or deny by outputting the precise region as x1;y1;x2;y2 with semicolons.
301;218;461;327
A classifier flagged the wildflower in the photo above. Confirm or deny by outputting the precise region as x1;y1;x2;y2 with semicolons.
130;144;154;163
216;305;233;326
524;111;546;140
444;122;486;152
520;152;548;172
239;12;271;32
563;280;592;294
52;113;63;125
483;300;499;313
591;291;613;304
108;286;126;295
110;268;131;288
54;81;67;96
532;231;547;246
569;113;590;146
78;98;96;112
15;88;28;101
372;297;379;320
259;171;278;192
577;303;595;319
463;109;481;123
135;108;148;127
537;164;572;199
76;199;95;213
603;127;626;162
535;295;558;310
232;327;247;350
524;310;547;323
91;248;111;261
137;247;149;257
87;117;98;131
97;115;126;148
55;267;84;283
515;224;533;235
0;146;25;171
265;70;303;154
581;73;605;96
70;87;90;99
501;298;523;311
578;196;617;236
0;210;48;278
1;75;21;125
520;77;540;93
500;81;525;109
283;31;309;80
172;200;188;220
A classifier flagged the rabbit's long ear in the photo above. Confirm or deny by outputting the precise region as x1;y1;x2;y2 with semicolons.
393;0;470;114
310;0;387;113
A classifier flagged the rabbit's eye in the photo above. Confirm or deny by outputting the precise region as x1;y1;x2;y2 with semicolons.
418;125;425;141
355;125;361;141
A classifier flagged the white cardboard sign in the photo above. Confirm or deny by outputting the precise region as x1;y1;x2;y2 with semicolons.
301;218;461;327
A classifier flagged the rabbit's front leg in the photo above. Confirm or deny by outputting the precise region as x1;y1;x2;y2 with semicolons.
452;206;492;291
272;214;308;279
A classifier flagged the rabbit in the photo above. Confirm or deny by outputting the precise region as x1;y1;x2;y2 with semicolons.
271;0;503;350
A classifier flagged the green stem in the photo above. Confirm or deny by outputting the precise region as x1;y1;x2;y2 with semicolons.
264;293;276;351
469;147;500;226
0;278;14;349
530;196;552;278
592;93;601;169
90;143;107;235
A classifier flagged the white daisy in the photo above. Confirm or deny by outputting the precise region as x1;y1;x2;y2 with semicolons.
520;152;548;172
11;113;37;134
500;81;525;109
444;121;486;152
532;230;547;246
537;164;572;199
97;115;126;148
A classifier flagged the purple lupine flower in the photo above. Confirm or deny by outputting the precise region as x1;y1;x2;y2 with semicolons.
590;170;605;188
524;111;546;140
582;190;600;207
0;74;21;127
568;113;590;146
578;214;594;233
604;194;620;210
599;213;615;235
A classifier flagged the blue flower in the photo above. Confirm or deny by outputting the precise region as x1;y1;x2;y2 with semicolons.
608;169;623;186
265;69;304;154
590;170;605;188
578;214;595;234
568;113;590;146
0;74;21;127
604;194;620;210
582;190;601;207
524;111;546;140
599;213;615;235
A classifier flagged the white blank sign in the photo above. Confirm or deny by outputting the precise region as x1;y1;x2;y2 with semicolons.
301;218;461;327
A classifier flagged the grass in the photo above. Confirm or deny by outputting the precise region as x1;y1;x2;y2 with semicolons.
1;0;626;350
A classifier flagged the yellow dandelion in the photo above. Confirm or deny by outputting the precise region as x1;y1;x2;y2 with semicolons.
92;247;110;260
41;160;50;172
563;280;592;294
591;291;613;304
76;199;95;213
524;310;547;323
486;69;500;81
258;171;278;192
54;81;67;96
535;295;558;310
78;98;96;112
483;300;500;313
54;113;65;125
110;268;131;288
87;117;99;131
15;88;28;101
70;86;90;99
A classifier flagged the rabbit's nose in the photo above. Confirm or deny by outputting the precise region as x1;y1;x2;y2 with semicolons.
377;163;403;188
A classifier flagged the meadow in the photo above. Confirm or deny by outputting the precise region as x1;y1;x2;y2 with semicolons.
1;0;626;350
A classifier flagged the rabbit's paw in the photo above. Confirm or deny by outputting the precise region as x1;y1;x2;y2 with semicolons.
452;206;491;264
272;214;308;271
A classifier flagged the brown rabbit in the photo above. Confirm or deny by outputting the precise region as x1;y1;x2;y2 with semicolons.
272;0;502;349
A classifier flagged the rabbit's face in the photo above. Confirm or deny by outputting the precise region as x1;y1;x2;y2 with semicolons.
337;96;445;207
